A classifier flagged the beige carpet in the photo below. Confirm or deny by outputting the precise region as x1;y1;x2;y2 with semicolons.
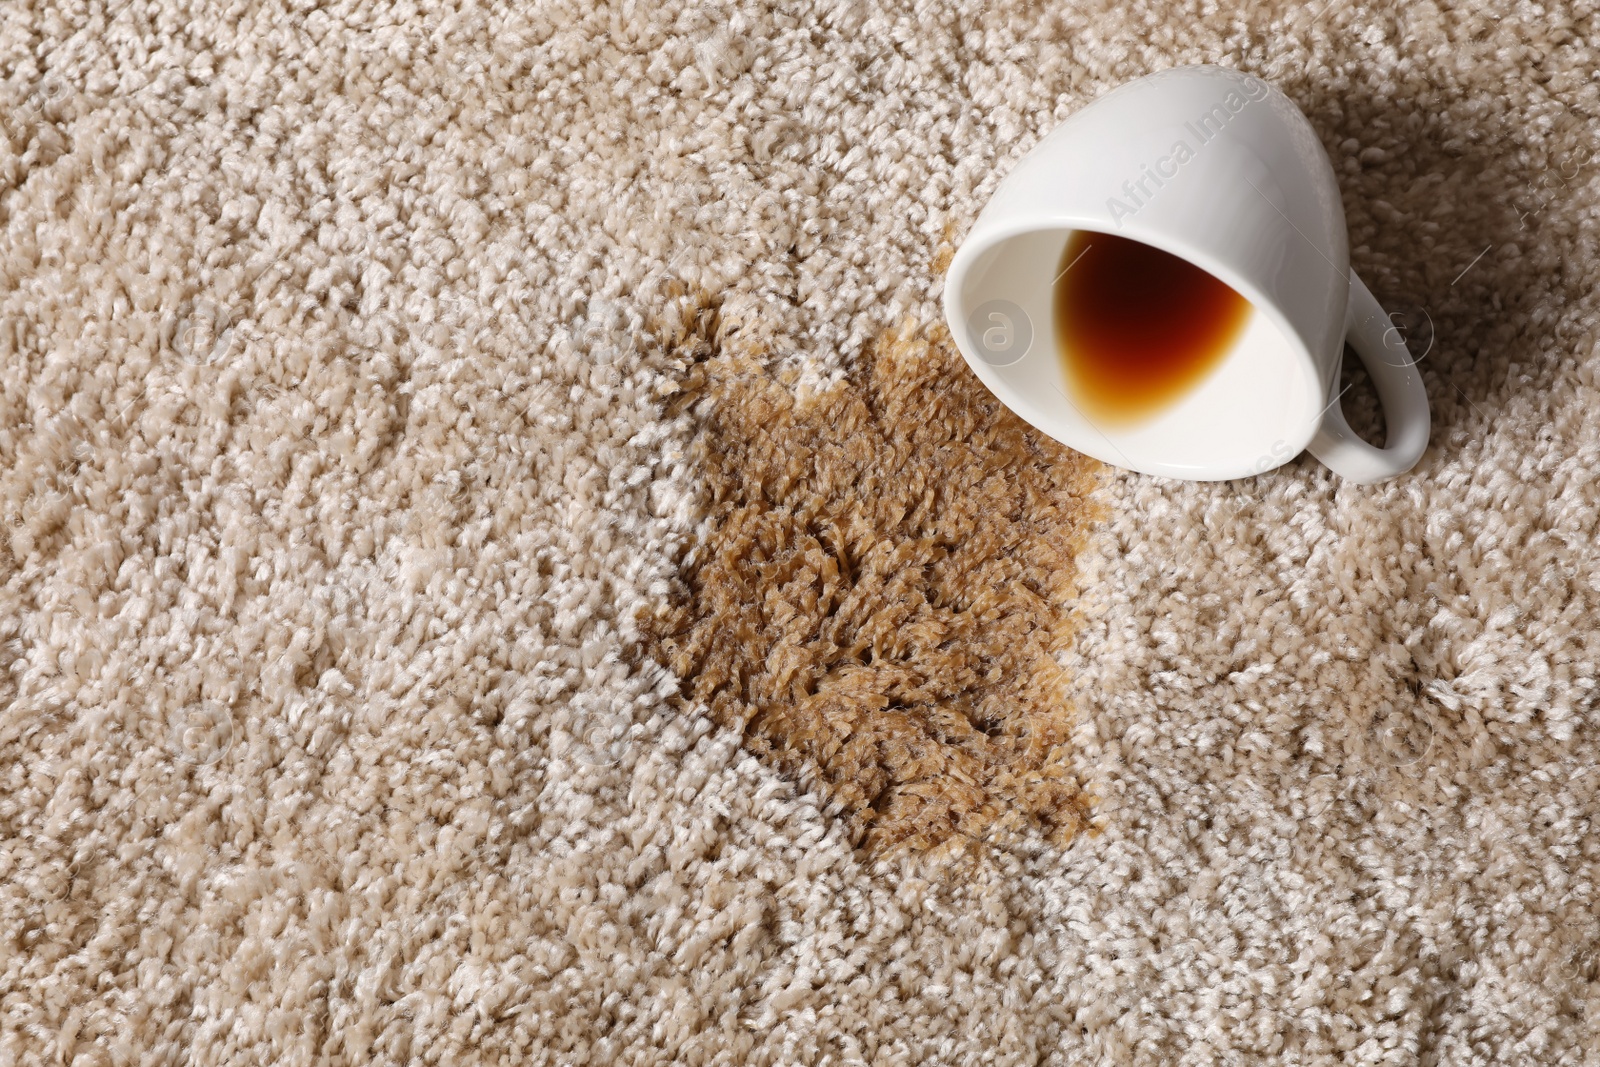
3;0;1599;1063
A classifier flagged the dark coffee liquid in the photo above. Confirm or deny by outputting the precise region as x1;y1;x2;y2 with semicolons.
1054;230;1252;426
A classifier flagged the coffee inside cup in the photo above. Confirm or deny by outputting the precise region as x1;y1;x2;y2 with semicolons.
1054;230;1253;427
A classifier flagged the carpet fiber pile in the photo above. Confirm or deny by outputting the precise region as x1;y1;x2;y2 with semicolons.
2;1;1599;1063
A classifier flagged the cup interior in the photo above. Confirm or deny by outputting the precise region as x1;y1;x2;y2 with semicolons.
950;226;1324;479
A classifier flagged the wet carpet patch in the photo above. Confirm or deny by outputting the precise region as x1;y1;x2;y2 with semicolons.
644;297;1104;856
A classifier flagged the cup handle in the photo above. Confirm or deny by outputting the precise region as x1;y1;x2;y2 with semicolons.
1306;271;1431;484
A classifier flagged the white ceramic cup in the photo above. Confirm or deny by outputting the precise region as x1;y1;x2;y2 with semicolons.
943;64;1430;483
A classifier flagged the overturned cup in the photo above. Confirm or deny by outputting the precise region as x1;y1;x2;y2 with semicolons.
944;64;1429;484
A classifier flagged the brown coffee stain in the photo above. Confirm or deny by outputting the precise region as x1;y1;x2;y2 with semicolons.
642;292;1104;857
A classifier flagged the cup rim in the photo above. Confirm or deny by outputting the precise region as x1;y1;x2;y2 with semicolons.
945;216;1333;479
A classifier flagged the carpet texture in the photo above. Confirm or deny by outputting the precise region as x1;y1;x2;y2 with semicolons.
2;1;1599;1064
